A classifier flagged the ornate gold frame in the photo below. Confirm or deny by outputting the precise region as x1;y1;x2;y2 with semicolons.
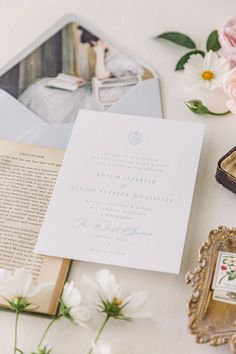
186;226;236;353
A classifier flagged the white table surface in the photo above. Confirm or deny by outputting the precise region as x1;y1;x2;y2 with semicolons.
0;1;236;353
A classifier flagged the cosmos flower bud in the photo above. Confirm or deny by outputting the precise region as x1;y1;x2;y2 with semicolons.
185;99;230;116
185;100;209;114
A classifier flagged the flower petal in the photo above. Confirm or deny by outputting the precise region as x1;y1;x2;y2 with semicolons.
69;305;91;327
184;54;204;71
0;269;14;298
92;341;112;354
62;281;82;308
122;291;151;319
80;275;99;305
12;269;33;297
27;281;54;297
226;98;236;114
96;269;119;302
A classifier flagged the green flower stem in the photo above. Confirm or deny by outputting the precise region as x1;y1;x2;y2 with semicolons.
37;316;62;350
207;110;230;116
14;310;20;354
87;315;111;354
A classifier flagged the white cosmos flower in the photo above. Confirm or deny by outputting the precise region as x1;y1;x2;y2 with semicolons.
184;50;230;91
92;342;112;354
0;268;53;306
60;281;90;327
91;342;133;354
81;269;150;320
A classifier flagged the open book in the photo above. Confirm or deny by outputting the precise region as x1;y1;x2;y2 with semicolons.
0;141;70;315
46;73;85;92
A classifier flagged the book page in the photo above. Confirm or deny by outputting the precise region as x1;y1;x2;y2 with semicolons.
0;141;66;314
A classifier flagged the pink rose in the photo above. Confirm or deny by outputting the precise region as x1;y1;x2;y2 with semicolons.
223;67;236;114
219;17;236;67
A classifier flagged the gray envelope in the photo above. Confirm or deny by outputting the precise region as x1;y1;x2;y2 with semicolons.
0;78;162;149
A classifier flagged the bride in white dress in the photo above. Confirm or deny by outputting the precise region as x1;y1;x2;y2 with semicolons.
19;37;143;124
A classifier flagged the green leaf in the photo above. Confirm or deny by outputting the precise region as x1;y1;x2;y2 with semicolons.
175;50;205;71
207;30;221;51
156;32;196;49
228;272;236;281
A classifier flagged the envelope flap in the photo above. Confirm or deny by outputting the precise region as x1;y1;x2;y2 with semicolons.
18;123;74;149
108;79;162;118
0;89;46;141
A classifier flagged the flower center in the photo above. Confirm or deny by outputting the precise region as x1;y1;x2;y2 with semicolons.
113;297;123;306
201;70;214;81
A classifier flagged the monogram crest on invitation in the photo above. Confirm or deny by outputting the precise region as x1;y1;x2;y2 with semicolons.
128;131;143;145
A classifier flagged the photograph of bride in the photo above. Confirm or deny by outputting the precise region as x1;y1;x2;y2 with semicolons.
0;22;154;124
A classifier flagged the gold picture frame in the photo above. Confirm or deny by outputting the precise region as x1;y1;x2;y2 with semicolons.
186;226;236;353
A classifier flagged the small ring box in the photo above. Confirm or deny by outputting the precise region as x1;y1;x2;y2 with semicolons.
215;146;236;194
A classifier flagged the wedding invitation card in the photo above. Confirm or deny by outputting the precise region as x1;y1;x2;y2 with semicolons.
35;110;204;273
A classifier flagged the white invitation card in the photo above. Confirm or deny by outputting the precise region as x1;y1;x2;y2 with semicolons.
35;110;204;273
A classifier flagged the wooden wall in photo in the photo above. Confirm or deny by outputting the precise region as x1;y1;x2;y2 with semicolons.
0;30;62;98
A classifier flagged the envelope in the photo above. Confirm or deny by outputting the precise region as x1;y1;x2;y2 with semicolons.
0;78;162;149
0;89;46;141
